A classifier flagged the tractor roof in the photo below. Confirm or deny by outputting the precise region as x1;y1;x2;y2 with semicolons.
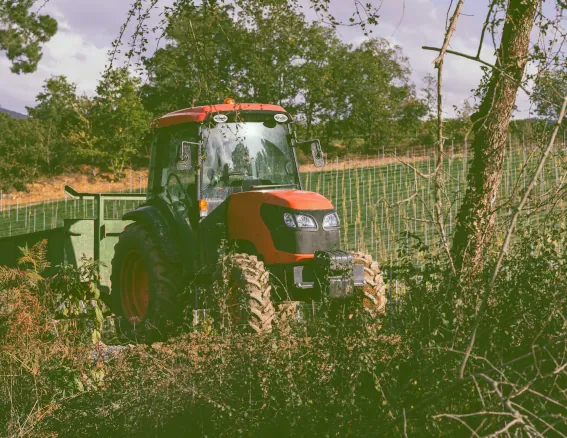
153;103;288;129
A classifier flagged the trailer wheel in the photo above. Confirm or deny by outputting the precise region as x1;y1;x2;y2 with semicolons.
352;252;387;315
219;254;275;334
111;222;184;342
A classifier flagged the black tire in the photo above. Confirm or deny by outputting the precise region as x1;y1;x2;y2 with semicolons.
110;222;184;342
352;252;387;315
275;301;300;333
219;254;275;334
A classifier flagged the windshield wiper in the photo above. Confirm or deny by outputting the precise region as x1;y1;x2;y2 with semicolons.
249;183;298;190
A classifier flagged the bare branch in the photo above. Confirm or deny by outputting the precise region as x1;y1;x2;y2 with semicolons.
483;418;523;437
476;1;497;59
422;46;533;96
433;0;466;68
434;413;482;436
393;152;438;179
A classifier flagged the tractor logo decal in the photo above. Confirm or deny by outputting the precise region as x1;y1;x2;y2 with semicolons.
213;114;228;123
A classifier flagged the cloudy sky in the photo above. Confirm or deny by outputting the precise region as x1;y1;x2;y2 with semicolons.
0;0;535;118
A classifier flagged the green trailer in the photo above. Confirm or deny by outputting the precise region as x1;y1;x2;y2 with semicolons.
0;186;146;301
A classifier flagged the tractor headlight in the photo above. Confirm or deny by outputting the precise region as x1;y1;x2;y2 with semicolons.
295;214;317;229
283;213;317;229
283;213;297;228
322;212;340;230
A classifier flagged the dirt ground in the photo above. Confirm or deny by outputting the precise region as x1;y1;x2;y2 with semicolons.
0;152;443;206
1;169;149;206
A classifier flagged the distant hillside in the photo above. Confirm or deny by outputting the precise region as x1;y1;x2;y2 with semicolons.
0;107;27;119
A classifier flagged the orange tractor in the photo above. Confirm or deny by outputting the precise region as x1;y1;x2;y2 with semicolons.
111;100;386;340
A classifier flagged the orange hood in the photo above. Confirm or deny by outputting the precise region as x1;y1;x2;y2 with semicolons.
226;190;335;264
247;189;334;210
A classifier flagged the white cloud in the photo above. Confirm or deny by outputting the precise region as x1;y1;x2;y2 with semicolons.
0;29;108;113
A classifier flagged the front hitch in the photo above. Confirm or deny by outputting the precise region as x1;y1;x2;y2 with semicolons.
292;250;364;298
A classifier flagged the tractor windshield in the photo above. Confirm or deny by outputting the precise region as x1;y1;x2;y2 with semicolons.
201;121;299;191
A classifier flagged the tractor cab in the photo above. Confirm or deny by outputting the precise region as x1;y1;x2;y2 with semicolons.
148;102;322;224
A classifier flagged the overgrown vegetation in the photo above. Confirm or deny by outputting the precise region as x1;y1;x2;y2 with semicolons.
0;242;106;436
1;230;567;437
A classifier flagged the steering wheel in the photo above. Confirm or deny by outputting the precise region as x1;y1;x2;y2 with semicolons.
222;163;247;184
166;173;193;209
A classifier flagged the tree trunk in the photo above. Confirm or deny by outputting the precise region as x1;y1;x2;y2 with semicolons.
451;0;538;273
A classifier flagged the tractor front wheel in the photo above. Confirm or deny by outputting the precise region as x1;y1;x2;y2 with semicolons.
219;254;275;334
110;222;184;342
352;252;387;315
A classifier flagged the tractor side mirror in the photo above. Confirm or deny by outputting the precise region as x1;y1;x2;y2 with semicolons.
296;139;325;168
310;140;325;168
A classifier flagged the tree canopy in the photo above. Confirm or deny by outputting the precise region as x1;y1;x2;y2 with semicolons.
142;1;426;152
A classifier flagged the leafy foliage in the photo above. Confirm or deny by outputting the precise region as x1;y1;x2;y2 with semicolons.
0;241;106;435
89;68;153;177
0;0;57;73
0;0;471;192
0;69;152;190
142;1;427;153
0;111;50;191
532;69;567;121
50;256;106;344
25;75;81;168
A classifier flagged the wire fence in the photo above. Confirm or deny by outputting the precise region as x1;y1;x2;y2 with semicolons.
1;136;566;265
0;186;146;238
304;137;567;261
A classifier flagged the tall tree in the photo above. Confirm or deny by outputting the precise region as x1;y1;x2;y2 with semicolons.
141;2;424;153
451;0;539;273
0;0;57;73
293;24;345;138
26;75;79;168
0;112;47;190
142;3;243;115
235;0;308;106
91;68;152;176
339;38;425;151
27;76;78;128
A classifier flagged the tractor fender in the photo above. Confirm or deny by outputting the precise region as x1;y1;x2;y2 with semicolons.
232;239;259;257
122;204;197;266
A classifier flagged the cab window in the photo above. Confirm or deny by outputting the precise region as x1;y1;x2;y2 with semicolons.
151;124;199;205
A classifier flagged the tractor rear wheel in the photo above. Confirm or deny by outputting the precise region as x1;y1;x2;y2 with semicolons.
352;252;387;315
220;254;275;334
110;222;184;342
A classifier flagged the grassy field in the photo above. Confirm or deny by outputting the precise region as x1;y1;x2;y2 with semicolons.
1;141;565;262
